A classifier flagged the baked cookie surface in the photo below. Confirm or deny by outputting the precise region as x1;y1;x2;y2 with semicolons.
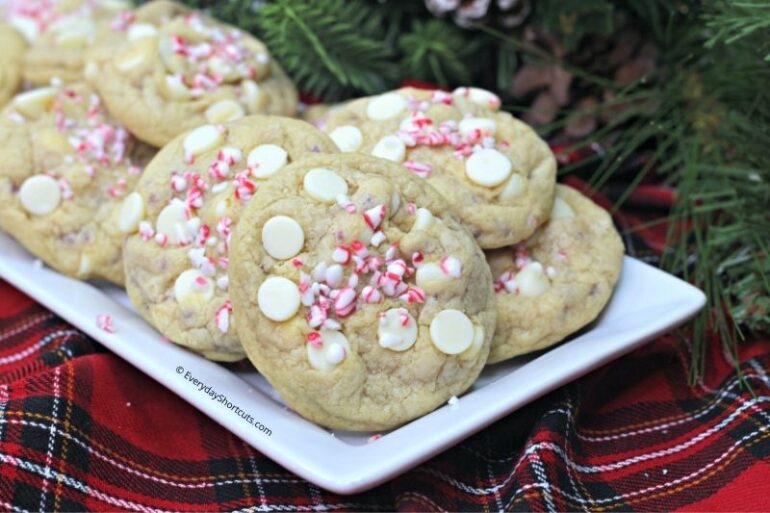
0;23;26;107
0;83;154;283
85;0;298;147
323;87;557;249
486;185;624;363
122;116;337;362
3;0;132;86
229;153;496;431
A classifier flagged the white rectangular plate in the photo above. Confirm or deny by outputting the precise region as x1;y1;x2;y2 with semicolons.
0;232;705;494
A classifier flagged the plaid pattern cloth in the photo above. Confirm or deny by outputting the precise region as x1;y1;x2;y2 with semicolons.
1;176;769;511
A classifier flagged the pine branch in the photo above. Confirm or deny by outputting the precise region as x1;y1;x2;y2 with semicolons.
255;0;399;100
397;19;476;86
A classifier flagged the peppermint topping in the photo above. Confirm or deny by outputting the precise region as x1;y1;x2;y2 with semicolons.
96;314;115;333
215;301;232;333
153;12;270;101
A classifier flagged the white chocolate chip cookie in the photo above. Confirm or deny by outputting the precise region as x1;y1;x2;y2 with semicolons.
85;0;298;147
323;87;557;249
486;185;624;363
0;83;154;283
0;23;26;107
229;153;496;431
2;0;132;86
122;115;338;362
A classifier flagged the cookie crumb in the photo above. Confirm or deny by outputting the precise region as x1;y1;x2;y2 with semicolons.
367;434;382;443
448;396;459;409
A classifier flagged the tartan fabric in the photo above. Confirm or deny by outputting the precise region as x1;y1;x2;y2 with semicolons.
2;282;770;511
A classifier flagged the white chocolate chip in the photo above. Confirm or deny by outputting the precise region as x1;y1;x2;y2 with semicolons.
163;75;191;101
99;0;132;10
116;39;154;72
459;117;497;137
156;200;188;244
84;61;98;81
415;263;451;291
262;216;305;260
257;276;301;322
19;175;62;216
303;168;348;203
430;309;474;355
453;87;501;110
459;325;485;360
183;125;224;162
247;144;288;178
551;196;576;219
516;262;550;297
13;88;57;118
174;269;214;305
118;192;145;233
307;330;351;372
8;16;39;42
499;173;526;200
378;308;418;352
411;207;435;231
205;100;245;124
465;148;512;187
77;254;91;275
329;125;363;152
53;19;95;47
127;23;158;41
241;79;264;111
366;93;407;120
371;135;406;163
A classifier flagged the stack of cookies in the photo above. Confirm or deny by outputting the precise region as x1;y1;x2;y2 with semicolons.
0;0;624;432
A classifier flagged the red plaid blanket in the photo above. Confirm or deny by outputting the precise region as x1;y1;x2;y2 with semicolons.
1;176;769;511
2;282;769;511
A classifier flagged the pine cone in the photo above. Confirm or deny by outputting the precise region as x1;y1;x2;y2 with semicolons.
424;0;531;28
511;27;659;137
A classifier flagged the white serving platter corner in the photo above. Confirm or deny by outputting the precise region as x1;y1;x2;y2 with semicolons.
0;232;705;494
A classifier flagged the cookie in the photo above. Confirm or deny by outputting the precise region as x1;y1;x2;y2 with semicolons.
229;153;496;431
85;0;298;147
323;87;557;249
122;116;338;362
0;23;26;108
485;185;624;363
0;83;154;283
3;0;132;86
